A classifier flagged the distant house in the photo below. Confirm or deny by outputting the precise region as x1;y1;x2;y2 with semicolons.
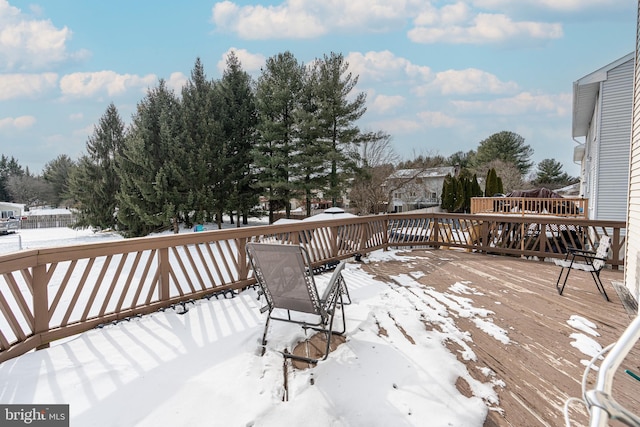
0;202;24;219
384;166;457;213
572;52;634;222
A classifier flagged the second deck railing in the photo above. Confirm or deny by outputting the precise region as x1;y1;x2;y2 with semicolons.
0;212;625;364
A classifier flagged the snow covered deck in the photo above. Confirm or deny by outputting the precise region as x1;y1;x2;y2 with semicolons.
1;246;636;426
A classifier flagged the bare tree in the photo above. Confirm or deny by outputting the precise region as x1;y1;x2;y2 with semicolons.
473;159;528;194
7;175;53;206
349;132;397;214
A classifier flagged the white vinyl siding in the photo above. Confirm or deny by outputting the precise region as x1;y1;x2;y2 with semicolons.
593;60;634;221
597;60;634;221
625;12;640;307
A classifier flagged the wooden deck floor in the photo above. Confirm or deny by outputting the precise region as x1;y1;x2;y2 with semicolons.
359;249;638;427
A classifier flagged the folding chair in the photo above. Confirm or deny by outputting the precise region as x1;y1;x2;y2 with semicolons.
554;235;611;301
246;242;350;363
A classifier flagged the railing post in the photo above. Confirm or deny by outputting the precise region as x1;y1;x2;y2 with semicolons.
158;247;170;300
383;216;390;250
480;221;489;253
237;238;249;281
432;219;440;249
33;264;50;350
612;227;621;271
331;225;339;257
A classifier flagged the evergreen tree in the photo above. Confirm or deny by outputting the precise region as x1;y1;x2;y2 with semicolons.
0;155;24;202
315;52;367;206
43;154;76;207
475;131;533;176
116;80;183;237
291;63;331;216
181;57;220;228
533;158;576;189
471;174;482;199
441;174;455;211
68;103;125;230
254;51;305;223
218;52;259;226
485;168;500;196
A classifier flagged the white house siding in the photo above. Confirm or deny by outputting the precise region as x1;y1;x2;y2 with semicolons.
625;4;640;307
597;59;634;221
585;108;600;218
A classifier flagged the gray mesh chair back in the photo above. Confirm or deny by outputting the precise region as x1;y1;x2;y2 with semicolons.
246;242;349;363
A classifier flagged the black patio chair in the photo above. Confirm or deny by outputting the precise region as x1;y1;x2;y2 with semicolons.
554;235;611;301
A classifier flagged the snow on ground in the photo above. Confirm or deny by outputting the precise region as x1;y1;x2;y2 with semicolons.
0;225;511;426
0;221;613;426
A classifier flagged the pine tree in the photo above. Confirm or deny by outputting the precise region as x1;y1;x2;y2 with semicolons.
291;63;331;216
254;51;305;223
315;52;367;206
0;155;24;202
218;52;259;226
116;80;183;237
181;57;220;228
475;131;533;176
42;154;75;207
485;168;500;197
441;174;455;211
68;103;125;230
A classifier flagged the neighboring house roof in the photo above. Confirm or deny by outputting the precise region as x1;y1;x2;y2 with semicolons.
302;207;357;222
0;202;25;211
572;52;634;138
388;166;456;180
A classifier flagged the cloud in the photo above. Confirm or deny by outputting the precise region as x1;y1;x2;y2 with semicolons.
212;0;326;39
217;48;266;75
409;12;563;44
211;0;421;39
419;68;519;96
69;113;83;121
346;51;515;98
471;0;626;13
372;117;423;135
346;50;431;84
0;72;58;100
416;111;460;127
0;0;88;71
370;94;405;114
0;115;36;130
166;72;188;93
59;71;157;98
452;91;571;116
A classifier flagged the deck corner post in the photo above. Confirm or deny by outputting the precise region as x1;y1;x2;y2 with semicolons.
33;264;50;350
158;247;170;301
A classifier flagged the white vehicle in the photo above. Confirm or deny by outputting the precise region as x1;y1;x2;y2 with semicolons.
0;217;20;235
0;203;24;235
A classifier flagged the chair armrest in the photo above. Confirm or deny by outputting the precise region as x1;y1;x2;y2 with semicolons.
321;261;346;302
567;246;596;256
569;252;608;265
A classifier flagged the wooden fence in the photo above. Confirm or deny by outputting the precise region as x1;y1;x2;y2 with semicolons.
20;214;77;229
0;212;626;363
471;197;588;218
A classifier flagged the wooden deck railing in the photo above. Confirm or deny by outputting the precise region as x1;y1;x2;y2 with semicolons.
0;212;625;363
471;197;588;218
